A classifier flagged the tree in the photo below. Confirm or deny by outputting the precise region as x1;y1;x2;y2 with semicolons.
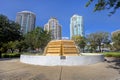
16;40;29;52
24;27;51;52
0;15;9;43
0;14;22;57
72;35;86;52
87;33;98;52
112;30;120;51
86;0;120;15
7;41;17;53
40;29;51;51
0;15;21;43
0;43;8;53
78;38;86;53
87;32;110;52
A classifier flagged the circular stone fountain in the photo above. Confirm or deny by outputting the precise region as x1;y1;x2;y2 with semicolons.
20;40;104;66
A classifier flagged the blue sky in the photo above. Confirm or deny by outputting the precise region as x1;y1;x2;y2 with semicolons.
0;0;120;38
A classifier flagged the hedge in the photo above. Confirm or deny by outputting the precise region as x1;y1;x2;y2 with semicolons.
2;53;20;58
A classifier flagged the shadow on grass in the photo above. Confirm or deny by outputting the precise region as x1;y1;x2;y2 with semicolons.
106;57;120;74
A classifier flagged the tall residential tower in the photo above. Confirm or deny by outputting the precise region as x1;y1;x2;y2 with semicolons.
44;18;62;40
70;14;84;39
16;11;36;34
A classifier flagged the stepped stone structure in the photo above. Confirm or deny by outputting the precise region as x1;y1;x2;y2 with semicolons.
21;40;104;66
44;40;79;56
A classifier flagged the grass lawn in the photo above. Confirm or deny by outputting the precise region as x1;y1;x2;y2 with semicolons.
102;52;120;58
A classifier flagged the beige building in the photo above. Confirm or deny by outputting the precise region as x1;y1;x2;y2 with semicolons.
44;18;62;40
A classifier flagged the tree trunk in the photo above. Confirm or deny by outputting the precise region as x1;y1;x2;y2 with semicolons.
82;48;84;53
11;48;14;53
0;51;1;58
0;45;1;58
99;45;101;52
19;48;22;53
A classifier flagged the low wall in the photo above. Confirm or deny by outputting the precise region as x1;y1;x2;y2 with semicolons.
20;54;104;66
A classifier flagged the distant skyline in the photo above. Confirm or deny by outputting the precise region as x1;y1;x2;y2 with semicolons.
0;0;120;38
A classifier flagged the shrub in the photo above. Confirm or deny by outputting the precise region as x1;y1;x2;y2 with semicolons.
2;53;20;58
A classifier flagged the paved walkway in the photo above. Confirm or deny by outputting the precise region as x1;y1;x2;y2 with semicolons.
0;58;120;80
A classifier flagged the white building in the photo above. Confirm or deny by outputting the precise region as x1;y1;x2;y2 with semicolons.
70;14;84;39
16;11;36;34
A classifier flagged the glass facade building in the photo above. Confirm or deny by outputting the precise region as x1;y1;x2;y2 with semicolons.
44;18;61;40
70;14;84;39
16;11;36;34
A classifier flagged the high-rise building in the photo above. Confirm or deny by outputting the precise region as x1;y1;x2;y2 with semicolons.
44;18;62;40
70;14;84;39
16;11;36;34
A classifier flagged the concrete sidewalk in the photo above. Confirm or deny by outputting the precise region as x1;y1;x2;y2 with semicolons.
0;58;120;80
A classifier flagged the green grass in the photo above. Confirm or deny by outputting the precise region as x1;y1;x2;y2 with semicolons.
102;52;120;58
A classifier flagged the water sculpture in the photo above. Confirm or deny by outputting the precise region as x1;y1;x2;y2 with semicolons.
44;40;79;56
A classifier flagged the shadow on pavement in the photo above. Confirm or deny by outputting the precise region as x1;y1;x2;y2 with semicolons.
106;57;120;74
0;58;19;61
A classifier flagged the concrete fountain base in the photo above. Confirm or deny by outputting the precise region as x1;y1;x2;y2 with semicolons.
20;53;104;66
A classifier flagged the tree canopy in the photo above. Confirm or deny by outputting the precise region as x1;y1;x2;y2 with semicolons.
86;0;120;15
0;14;21;44
87;32;110;52
112;30;120;51
72;35;86;52
0;14;22;57
24;27;51;52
